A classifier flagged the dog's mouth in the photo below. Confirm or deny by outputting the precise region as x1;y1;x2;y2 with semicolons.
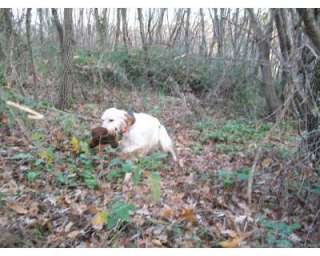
109;128;123;142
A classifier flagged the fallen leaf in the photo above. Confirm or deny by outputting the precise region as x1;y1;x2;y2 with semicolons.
160;206;174;220
67;230;81;239
72;203;88;215
178;159;184;168
88;205;99;214
2;180;18;194
261;157;272;168
179;208;197;224
29;202;39;216
123;172;132;184
64;222;74;233
219;236;241;248
38;149;53;164
152;239;163;247
221;229;238;238
289;233;302;243
91;211;108;230
8;203;28;214
70;136;80;154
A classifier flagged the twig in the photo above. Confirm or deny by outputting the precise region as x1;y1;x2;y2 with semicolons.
6;100;44;120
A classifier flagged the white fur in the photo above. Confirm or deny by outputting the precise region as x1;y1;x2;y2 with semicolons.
101;107;177;161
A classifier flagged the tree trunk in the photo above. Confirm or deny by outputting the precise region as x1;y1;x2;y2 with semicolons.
51;8;64;61
147;9;155;45
114;9;121;49
120;8;131;48
297;9;320;55
137;8;152;86
37;8;44;44
210;8;225;57
273;8;293;98
94;8;107;50
169;9;185;48
76;8;84;48
247;9;281;116
199;8;207;56
184;8;191;54
26;8;38;95
156;8;166;44
1;9;21;90
57;8;74;110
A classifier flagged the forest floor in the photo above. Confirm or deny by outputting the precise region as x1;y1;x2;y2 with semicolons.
0;87;319;247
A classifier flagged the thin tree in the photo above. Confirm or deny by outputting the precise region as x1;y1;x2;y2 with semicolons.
37;8;44;45
114;9;121;49
120;8;131;48
184;8;191;54
273;9;293;97
199;8;207;56
26;8;38;96
247;8;281;116
137;8;152;86
57;8;74;110
94;8;108;50
51;8;64;61
155;8;166;44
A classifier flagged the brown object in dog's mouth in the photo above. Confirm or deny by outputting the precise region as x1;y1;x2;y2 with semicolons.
89;127;119;148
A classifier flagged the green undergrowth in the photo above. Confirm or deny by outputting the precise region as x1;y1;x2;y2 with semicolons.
193;117;296;159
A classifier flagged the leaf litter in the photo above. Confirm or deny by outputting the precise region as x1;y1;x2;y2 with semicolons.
0;88;318;247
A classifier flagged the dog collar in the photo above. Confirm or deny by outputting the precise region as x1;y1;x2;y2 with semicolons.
122;126;129;134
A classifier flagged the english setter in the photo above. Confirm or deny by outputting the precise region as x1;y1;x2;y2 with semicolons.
101;107;177;161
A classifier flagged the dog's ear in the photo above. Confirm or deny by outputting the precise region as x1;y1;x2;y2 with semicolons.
125;111;135;127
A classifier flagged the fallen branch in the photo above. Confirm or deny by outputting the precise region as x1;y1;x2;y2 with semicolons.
6;100;44;120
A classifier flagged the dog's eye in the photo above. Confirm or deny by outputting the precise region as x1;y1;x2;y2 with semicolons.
109;119;114;122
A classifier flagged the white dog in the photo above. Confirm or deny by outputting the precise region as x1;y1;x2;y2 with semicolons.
101;107;177;161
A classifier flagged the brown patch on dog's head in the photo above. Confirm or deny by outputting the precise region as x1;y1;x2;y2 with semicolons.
124;111;135;127
89;127;119;148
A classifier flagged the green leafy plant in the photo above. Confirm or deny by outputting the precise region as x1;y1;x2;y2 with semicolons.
107;159;132;182
197;120;272;145
80;168;98;189
132;166;142;186
147;172;161;202
136;151;168;172
31;131;44;146
218;167;250;188
0;192;6;208
11;152;33;161
56;172;77;187
191;142;203;155
62;116;76;136
26;171;40;182
107;200;135;229
257;216;301;247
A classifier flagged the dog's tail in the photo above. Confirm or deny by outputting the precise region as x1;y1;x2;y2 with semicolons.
159;125;177;161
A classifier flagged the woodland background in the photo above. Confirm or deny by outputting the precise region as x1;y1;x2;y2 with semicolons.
0;8;320;247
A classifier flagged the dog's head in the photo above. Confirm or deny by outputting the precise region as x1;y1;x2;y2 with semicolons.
101;108;135;136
